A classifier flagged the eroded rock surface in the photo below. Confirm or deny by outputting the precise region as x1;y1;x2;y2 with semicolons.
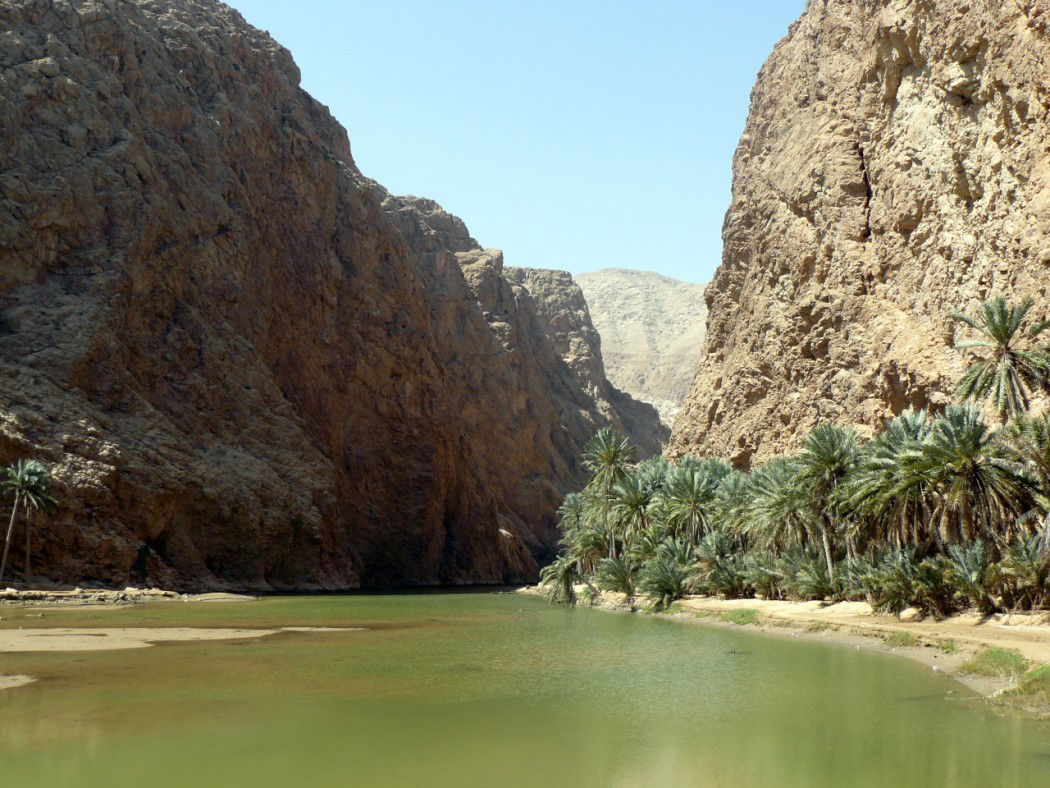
576;269;707;427
669;0;1050;466
0;0;655;589
504;267;668;456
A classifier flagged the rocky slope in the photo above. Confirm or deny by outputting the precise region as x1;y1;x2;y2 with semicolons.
669;0;1050;466
504;267;668;454
0;0;661;589
576;269;707;427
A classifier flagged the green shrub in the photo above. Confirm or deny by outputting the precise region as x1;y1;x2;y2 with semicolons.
703;555;753;598
595;556;638;601
1001;665;1050;708
638;555;691;611
945;541;998;614
884;630;918;648
837;555;877;602
793;556;836;600
743;553;783;600
911;557;956;619
867;550;918;616
992;536;1050;611
720;608;761;626
959;647;1028;678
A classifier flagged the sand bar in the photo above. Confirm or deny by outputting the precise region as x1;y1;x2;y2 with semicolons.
0;675;35;690
0;626;359;653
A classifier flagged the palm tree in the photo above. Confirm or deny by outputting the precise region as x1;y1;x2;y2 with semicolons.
582;429;635;557
744;457;812;557
624;525;666;565
1;459;57;583
993;535;1050;611
635;456;671;495
838;410;935;552
637;554;691;610
611;474;655;549
539;554;580;605
562;518;610;577
661;466;719;542
905;405;1033;547
713;469;750;543
944;541;997;614
794;425;860;576
595;556;639;609
1000;412;1050;541
1001;412;1050;490
557;491;608;576
952;297;1050;419
556;492;586;533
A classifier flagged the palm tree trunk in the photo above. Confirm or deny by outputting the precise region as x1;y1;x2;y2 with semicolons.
820;524;835;581
605;499;614;559
0;492;20;584
24;511;31;584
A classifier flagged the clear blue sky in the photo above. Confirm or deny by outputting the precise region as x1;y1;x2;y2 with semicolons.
230;1;804;284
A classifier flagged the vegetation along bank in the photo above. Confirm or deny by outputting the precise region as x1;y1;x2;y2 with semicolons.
539;298;1050;716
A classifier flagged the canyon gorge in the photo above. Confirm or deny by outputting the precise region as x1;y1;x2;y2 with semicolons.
3;0;1050;589
0;0;662;589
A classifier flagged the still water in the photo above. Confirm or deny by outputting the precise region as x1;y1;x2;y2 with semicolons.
0;592;1047;786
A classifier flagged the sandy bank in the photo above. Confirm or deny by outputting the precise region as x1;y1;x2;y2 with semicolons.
674;596;1050;665
0;626;359;653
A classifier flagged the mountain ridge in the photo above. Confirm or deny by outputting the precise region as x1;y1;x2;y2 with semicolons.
576;268;707;428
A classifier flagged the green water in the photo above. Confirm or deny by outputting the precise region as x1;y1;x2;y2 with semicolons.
0;593;1048;786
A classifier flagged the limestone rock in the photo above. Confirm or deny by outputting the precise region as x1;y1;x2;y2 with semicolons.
576;269;707;427
504;267;668;456
669;0;1050;467
0;0;651;589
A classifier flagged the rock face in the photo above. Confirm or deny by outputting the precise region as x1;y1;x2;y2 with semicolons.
0;0;656;589
576;269;707;427
504;267;669;456
669;0;1050;467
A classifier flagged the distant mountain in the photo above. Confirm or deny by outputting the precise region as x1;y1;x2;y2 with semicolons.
576;269;707;428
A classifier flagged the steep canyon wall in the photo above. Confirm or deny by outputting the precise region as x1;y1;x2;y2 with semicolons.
670;0;1050;466
0;0;662;588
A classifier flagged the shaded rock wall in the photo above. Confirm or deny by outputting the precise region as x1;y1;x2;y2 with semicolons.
0;0;654;588
669;0;1050;466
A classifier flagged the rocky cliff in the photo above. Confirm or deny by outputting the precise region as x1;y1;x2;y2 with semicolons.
669;0;1050;466
504;267;668;455
576;269;707;427
0;0;657;589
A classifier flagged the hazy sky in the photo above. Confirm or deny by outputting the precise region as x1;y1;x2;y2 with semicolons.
230;1;805;284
